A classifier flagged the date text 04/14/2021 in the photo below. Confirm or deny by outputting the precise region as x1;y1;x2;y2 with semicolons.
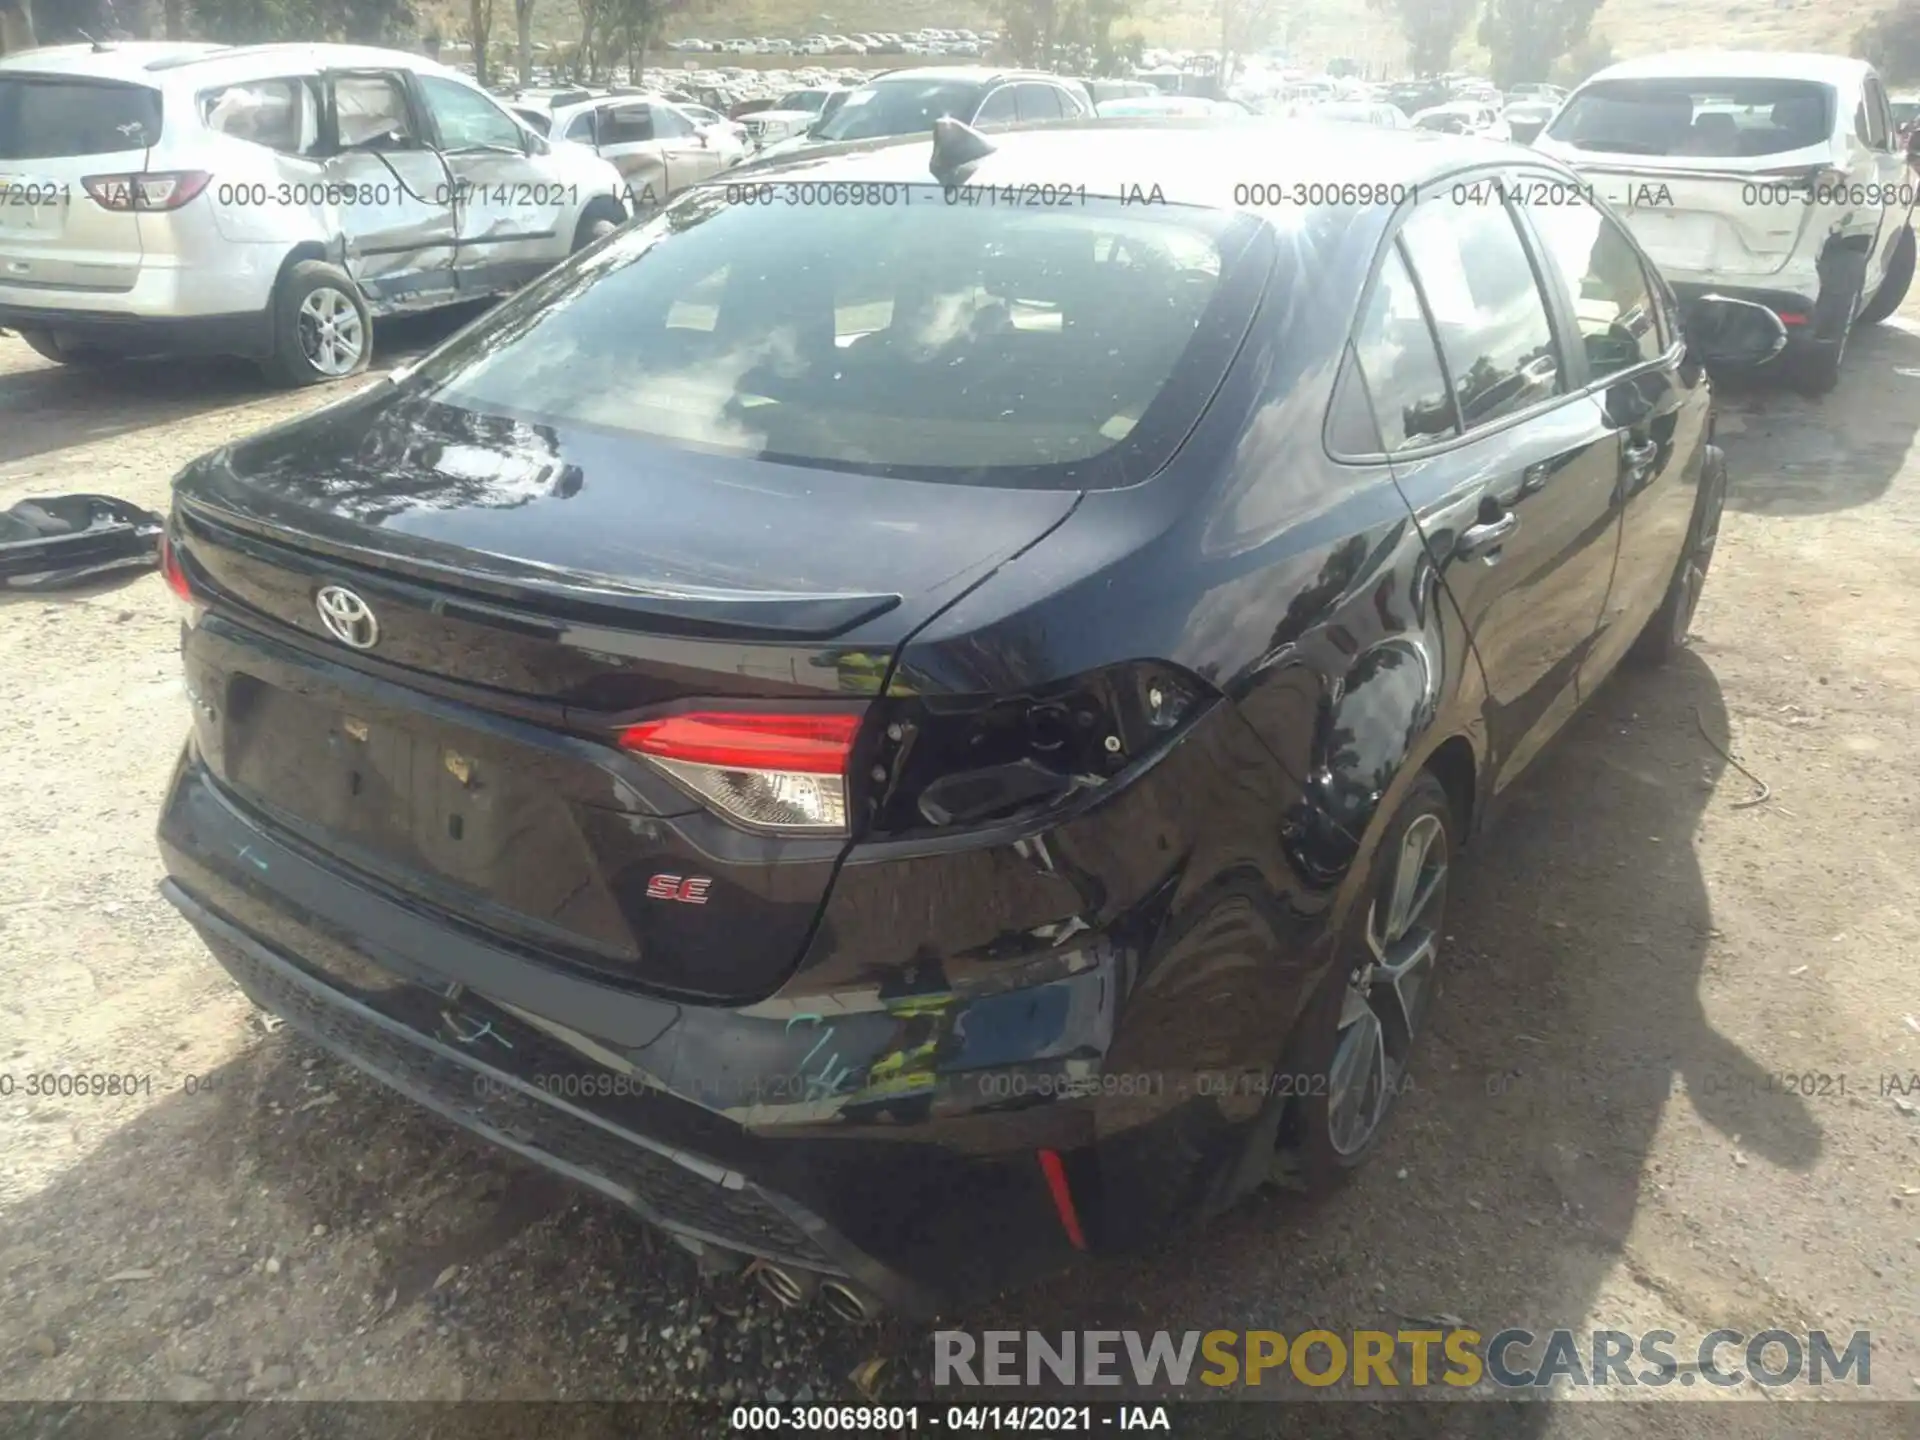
727;1404;1172;1431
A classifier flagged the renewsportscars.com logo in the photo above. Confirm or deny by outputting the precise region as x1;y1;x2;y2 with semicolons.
933;1328;1873;1392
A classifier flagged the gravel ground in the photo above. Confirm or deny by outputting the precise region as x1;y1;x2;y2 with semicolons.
1;295;1918;1435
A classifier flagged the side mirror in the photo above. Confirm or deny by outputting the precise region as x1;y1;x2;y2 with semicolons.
1907;129;1920;169
1684;294;1788;368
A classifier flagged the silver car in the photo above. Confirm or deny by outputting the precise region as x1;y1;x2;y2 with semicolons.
525;94;746;209
0;42;628;384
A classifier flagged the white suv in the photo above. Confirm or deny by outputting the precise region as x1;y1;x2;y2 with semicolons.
0;42;629;384
1536;52;1920;393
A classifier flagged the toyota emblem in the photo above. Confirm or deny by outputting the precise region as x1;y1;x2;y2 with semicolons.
315;585;379;649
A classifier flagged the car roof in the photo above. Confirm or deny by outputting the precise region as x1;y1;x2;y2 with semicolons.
750;119;1547;209
865;65;1052;86
1579;50;1872;88
548;93;685;124
0;40;469;89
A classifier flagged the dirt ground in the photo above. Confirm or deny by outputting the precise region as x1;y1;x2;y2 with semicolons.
2;293;1918;1435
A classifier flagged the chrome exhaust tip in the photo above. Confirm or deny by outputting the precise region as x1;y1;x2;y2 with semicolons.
818;1279;882;1323
752;1262;816;1309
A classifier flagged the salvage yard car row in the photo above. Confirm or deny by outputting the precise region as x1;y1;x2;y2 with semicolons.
1;31;1917;1325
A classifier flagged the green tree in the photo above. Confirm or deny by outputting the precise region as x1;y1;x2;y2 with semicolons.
189;0;413;44
993;0;1063;67
1857;0;1920;83
514;0;536;84
470;0;496;84
1371;0;1475;76
1479;0;1605;88
1217;0;1283;90
1553;28;1612;86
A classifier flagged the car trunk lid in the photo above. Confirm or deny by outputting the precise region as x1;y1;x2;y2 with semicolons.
169;380;1080;1001
1556;154;1827;281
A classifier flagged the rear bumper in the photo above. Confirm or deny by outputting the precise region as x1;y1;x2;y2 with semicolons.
157;750;1107;1309
0;243;283;355
0;302;273;358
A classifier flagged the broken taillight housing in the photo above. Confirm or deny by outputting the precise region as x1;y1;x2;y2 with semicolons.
158;530;206;629
617;711;863;834
864;661;1217;838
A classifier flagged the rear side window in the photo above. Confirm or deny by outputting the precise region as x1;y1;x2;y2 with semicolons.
409;190;1270;488
0;77;162;158
600;106;656;144
974;86;1019;126
1398;198;1561;430
1522;193;1664;379
1346;243;1458;452
814;80;984;141
201;79;321;156
1548;78;1834;158
1014;84;1064;122
1862;78;1893;149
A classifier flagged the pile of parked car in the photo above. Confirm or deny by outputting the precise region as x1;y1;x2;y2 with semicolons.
666;28;994;59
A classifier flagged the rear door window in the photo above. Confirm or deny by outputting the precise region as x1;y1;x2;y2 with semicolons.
599;104;657;145
1547;78;1834;157
0;77;162;159
1344;242;1459;452
1863;77;1894;150
1521;191;1665;379
1014;84;1064;123
1398;196;1562;429
974;85;1018;126
200;78;322;156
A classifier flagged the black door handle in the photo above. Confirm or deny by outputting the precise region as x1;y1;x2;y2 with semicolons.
1458;509;1519;560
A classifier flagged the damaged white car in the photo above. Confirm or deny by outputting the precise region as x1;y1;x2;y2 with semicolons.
1536;51;1920;394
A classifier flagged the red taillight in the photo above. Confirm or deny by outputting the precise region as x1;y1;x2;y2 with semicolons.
158;531;193;601
1776;312;1810;325
158;530;206;628
82;170;211;212
618;711;861;833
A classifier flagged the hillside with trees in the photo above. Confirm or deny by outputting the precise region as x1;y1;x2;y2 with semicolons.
3;0;1916;87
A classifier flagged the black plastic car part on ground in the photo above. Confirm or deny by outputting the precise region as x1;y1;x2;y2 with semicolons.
156;119;1755;1314
0;494;162;589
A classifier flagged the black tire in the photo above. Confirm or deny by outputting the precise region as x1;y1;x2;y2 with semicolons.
1631;444;1728;668
1786;261;1863;396
1857;226;1915;326
1272;770;1454;1198
16;327;115;367
263;260;371;388
571;197;625;252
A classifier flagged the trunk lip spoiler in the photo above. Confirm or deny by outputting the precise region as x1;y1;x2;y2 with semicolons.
175;491;903;641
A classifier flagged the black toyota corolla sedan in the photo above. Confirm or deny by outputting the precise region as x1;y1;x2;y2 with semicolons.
155;118;1781;1318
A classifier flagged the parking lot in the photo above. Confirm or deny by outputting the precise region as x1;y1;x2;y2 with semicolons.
1;280;1919;1432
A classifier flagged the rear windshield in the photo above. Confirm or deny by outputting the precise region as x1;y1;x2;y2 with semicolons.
814;79;984;141
0;76;162;159
406;187;1270;489
1547;78;1834;157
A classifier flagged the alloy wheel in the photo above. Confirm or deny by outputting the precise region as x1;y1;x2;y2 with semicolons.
1326;812;1447;1157
297;287;365;376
